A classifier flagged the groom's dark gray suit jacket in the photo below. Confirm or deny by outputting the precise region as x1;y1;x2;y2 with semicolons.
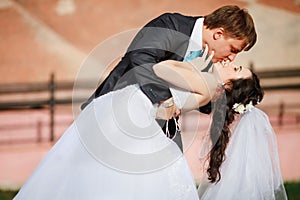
81;12;207;108
81;13;210;146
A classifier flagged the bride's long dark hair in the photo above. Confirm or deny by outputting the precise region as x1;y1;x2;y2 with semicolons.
207;72;264;183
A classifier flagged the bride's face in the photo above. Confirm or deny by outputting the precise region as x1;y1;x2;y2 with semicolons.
214;61;252;83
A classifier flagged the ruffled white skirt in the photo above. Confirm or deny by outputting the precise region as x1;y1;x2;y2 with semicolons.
14;85;199;200
198;108;287;200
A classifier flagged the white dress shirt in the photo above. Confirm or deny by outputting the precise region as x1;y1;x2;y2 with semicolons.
184;17;204;58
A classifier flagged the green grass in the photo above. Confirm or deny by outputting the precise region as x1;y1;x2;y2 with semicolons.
1;182;299;200
0;189;18;200
285;181;300;200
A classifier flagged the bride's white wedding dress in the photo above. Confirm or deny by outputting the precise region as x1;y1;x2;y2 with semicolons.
14;84;199;200
14;73;287;200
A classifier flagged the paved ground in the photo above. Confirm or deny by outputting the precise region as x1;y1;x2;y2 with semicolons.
0;0;300;190
0;0;299;83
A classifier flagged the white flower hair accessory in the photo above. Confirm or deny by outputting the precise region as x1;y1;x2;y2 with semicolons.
232;101;255;114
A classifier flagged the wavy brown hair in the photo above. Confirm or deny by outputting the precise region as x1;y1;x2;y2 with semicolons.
204;5;257;51
207;72;264;183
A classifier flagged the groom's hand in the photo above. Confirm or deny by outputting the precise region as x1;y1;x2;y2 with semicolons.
156;97;180;120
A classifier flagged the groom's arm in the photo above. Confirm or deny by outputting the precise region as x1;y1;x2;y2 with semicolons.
81;13;190;111
123;13;190;104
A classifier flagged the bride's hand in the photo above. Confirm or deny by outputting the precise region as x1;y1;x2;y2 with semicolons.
189;44;214;73
201;44;214;64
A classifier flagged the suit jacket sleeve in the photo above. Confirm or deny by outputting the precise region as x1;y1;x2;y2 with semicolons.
116;13;195;104
81;13;196;110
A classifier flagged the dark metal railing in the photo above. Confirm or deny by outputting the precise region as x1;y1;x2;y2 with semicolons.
0;68;299;144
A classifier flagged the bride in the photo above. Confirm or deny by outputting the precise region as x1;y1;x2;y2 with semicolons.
14;47;285;199
154;52;287;200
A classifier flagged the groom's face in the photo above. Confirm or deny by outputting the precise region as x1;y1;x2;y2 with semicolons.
207;28;246;63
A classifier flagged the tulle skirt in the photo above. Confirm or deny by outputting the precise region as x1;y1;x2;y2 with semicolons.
198;108;287;200
14;85;199;200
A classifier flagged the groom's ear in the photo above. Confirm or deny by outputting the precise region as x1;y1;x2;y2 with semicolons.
213;28;225;40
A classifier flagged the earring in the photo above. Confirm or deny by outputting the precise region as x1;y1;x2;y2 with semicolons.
221;82;226;89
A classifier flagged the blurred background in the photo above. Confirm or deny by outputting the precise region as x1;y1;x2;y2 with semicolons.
0;0;299;197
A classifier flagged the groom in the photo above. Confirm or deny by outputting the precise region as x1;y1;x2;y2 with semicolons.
81;5;257;150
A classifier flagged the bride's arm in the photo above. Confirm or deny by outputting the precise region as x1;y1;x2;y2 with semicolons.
153;60;211;105
181;93;210;112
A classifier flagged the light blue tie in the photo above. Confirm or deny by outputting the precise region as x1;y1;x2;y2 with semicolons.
183;50;202;62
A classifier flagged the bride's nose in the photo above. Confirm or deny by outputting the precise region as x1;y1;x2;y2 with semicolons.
233;65;242;72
